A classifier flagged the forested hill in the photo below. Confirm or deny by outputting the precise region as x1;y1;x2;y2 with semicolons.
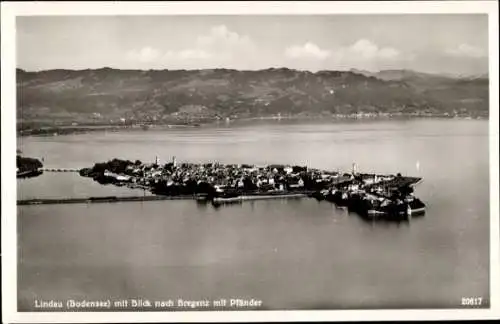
17;67;489;129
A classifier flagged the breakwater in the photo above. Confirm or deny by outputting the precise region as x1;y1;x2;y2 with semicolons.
212;193;309;206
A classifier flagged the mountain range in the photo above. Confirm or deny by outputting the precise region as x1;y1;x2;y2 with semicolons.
16;67;489;130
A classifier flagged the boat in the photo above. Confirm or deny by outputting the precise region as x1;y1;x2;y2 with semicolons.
211;190;242;206
212;196;243;203
377;199;410;220
346;192;380;217
195;194;209;201
326;189;349;206
405;196;426;216
363;198;387;219
311;190;327;201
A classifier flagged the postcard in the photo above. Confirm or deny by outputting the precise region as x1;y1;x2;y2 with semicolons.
2;1;499;322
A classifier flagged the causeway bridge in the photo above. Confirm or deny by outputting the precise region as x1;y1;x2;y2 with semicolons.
40;168;82;172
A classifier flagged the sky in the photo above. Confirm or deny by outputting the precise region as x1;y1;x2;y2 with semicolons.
16;15;489;75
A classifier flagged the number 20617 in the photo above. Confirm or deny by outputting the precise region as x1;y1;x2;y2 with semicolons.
461;297;482;306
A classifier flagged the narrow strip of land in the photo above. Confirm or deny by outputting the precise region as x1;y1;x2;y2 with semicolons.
17;192;312;206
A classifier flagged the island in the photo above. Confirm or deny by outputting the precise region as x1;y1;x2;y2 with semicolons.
17;155;43;178
78;157;426;221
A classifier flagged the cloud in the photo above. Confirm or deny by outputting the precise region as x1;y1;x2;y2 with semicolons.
284;42;331;60
125;33;409;72
343;39;400;60
325;39;405;71
125;25;256;69
163;49;212;61
126;46;161;63
282;39;403;71
446;43;486;58
197;25;253;50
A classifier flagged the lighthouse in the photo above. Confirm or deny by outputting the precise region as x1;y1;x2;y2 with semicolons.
172;156;177;168
155;156;160;166
352;162;358;175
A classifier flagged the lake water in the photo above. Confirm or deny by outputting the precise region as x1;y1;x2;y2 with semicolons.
17;119;490;310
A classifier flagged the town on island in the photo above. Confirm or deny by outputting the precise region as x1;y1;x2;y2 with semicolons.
17;154;426;221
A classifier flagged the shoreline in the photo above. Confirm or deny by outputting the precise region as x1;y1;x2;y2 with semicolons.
17;114;488;138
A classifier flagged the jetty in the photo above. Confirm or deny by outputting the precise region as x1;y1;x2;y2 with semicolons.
211;192;310;206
